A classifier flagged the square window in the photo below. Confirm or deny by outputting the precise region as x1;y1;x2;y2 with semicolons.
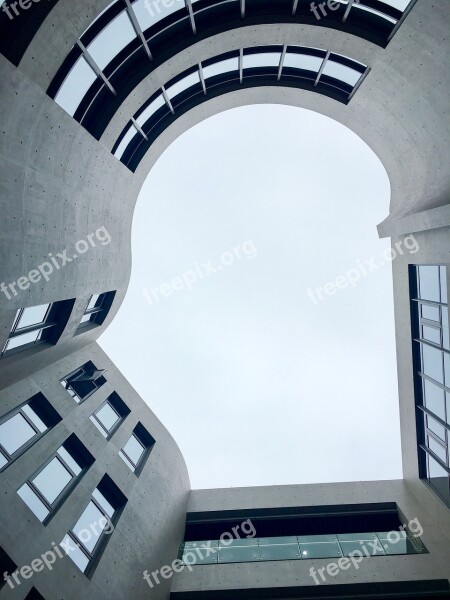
118;423;154;474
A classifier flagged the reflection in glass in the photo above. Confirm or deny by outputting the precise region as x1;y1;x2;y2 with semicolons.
418;266;441;302
17;305;49;329
33;457;72;504
0;414;35;455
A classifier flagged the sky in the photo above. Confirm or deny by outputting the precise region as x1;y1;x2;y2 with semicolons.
99;103;403;490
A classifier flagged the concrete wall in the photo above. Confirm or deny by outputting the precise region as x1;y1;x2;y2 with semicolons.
0;344;190;600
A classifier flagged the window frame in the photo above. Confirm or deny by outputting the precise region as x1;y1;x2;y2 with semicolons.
118;423;155;475
89;393;130;439
61;361;107;404
77;291;116;332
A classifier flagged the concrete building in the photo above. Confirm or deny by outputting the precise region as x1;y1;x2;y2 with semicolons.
0;0;449;598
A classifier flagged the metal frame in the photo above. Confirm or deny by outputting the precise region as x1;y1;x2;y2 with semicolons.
0;404;46;470
90;398;123;439
1;304;54;357
61;362;107;404
119;433;146;472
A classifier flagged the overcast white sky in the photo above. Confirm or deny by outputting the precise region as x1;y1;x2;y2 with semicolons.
99;104;403;490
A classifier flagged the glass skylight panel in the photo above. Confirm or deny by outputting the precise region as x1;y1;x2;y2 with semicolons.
244;52;281;69
322;60;362;86
166;71;200;100
0;414;35;455
87;10;136;71
135;94;165;127
17;304;49;329
203;57;239;80
114;124;138;159
132;0;185;32
352;3;397;23
283;53;323;72
54;56;98;117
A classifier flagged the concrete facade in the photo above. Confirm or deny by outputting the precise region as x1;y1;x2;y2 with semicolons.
0;0;449;598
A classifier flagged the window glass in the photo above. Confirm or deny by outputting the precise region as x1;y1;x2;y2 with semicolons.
423;378;446;421
418;266;441;302
382;0;411;10
87;294;101;310
440;266;448;302
17;305;49;329
0;453;7;469
426;414;446;442
446;392;450;425
428;454;449;502
61;535;89;571
96;403;120;431
219;545;260;563
114;124;138;159
17;484;50;521
442;309;449;350
80;314;92;324
322;60;362;86
444;352;450;386
166;71;200;100
119;451;135;471
421;304;440;322
352;3;397;23
340;540;385;555
33;457;73;504
422;343;443;383
123;435;145;465
422;325;441;345
203;57;239;80
57;447;82;476
135;94;165;127
244;52;281;69
0;413;35;455
87;10;136;70
132;0;185;32
6;330;41;351
22;405;47;433
300;542;342;558
283;53;323;72
55;56;97;117
427;436;447;462
72;502;107;552
92;489;115;517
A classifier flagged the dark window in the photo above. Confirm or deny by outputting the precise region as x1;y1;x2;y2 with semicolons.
410;265;449;507
0;393;61;471
77;291;116;332
1;300;75;357
0;547;17;590
62;475;127;575
17;434;94;523
119;422;155;475
61;361;107;403
25;587;46;600
90;392;130;439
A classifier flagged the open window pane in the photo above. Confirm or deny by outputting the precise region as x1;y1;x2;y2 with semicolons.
87;294;101;310
55;56;97;117
0;414;36;455
87;10;136;71
92;489;115;517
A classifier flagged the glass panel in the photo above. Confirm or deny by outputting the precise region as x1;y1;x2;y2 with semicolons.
259;543;300;561
421;304;440;322
17;305;49;329
382;0;410;9
80;314;93;324
322;60;362;86
122;435;145;465
166;72;200;100
18;484;50;521
423;378;446;420
92;489;115;517
132;0;185;32
96;403;120;431
184;540;219;550
422;325;440;345
114;124;139;160
299;542;342;559
57;447;82;476
203;57;239;80
0;413;36;454
90;415;108;437
135;94;165;128
87;10;136;71
352;3;397;23
259;536;298;545
244;52;281;69
427;436;447;463
376;530;407;540
445;352;450;386
0;452;7;469
427;454;449;503
119;450;135;471
337;532;378;541
283;52;323;72
6;330;41;351
446;392;450;425
218;538;258;547
218;545;260;563
382;538;419;554
33;457;73;504
298;534;338;543
55;56;97;117
426;414;446;442
340;540;385;556
440;266;448;303
182;548;218;564
418;266;441;302
62;535;90;572
87;294;101;310
72;501;107;552
22;405;47;433
422;343;443;383
442;309;449;350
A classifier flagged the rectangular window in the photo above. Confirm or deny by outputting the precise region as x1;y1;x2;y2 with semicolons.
0;394;61;471
1;301;75;357
25;588;46;600
90;392;130;439
17;435;94;523
61;361;107;403
119;423;155;474
77;291;116;331
62;475;126;574
410;265;450;507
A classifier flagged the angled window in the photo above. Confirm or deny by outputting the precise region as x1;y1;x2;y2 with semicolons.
0;547;17;590
25;588;46;600
77;291;116;332
1;300;74;358
90;392;130;439
0;393;61;471
17;435;94;523
119;423;155;475
62;475;127;574
410;265;449;507
61;361;107;404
